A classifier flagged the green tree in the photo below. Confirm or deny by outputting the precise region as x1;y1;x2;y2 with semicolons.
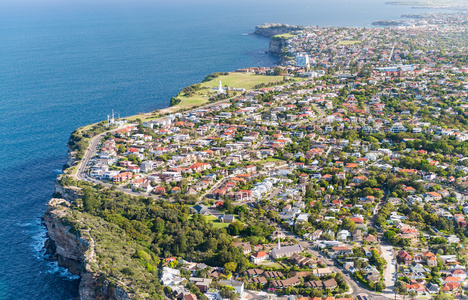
274;67;282;76
220;286;238;300
83;188;99;212
224;262;237;274
137;119;144;134
394;280;407;297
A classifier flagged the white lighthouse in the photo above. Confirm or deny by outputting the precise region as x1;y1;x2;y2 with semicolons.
217;81;225;94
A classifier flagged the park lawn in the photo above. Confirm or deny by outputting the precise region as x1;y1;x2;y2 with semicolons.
338;40;362;45
273;33;297;39
176;90;213;108
185;204;196;210
200;73;285;90
252;157;284;165
172;73;287;110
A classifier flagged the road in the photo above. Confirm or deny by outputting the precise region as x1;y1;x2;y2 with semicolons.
324;145;334;158
381;244;396;295
73;125;161;199
75;131;108;181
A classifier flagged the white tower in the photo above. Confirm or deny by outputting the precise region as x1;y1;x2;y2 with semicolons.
217;81;224;94
278;237;281;249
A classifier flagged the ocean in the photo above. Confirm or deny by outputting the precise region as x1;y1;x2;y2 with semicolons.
0;0;445;298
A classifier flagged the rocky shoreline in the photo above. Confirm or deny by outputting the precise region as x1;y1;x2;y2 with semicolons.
44;150;130;300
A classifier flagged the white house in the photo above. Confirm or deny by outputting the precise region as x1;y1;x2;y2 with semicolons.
251;251;269;264
219;280;244;295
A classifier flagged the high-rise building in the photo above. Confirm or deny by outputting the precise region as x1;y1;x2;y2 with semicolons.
296;53;310;68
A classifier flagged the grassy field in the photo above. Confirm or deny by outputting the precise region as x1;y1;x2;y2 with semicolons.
212;222;229;229
201;73;285;89
169;72;287;111
206;215;230;228
260;262;283;269
273;33;297;39
338;40;362;45
205;215;218;222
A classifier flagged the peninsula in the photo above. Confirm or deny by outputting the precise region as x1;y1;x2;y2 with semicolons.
46;17;468;300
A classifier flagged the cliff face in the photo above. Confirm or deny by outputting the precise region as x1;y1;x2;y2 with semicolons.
269;37;288;55
44;195;130;299
44;198;87;275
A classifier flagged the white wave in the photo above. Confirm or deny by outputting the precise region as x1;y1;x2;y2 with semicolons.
16;222;33;227
29;218;80;281
45;260;80;281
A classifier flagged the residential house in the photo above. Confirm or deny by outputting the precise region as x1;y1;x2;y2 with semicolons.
313;267;333;277
189;278;212;292
251;251;269;264
398;250;413;265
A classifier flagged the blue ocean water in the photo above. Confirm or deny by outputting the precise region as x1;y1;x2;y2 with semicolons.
0;0;445;299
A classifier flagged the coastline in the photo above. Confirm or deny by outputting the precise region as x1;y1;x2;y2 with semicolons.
43;26;292;299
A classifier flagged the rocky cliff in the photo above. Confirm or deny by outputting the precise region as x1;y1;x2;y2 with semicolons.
54;181;82;202
44;198;87;275
269;36;289;55
254;23;302;37
44;187;130;299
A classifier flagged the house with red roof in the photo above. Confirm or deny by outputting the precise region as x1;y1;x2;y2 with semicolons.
406;280;426;294
425;191;442;201
251;251;269;264
112;172;133;182
350;217;363;224
189;162;211;173
213;188;228;199
402;186;416;194
127;165;141;173
451;269;467;281
398;250;412;265
442;282;461;292
154;186;166;195
245;165;257;173
352;175;368;184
